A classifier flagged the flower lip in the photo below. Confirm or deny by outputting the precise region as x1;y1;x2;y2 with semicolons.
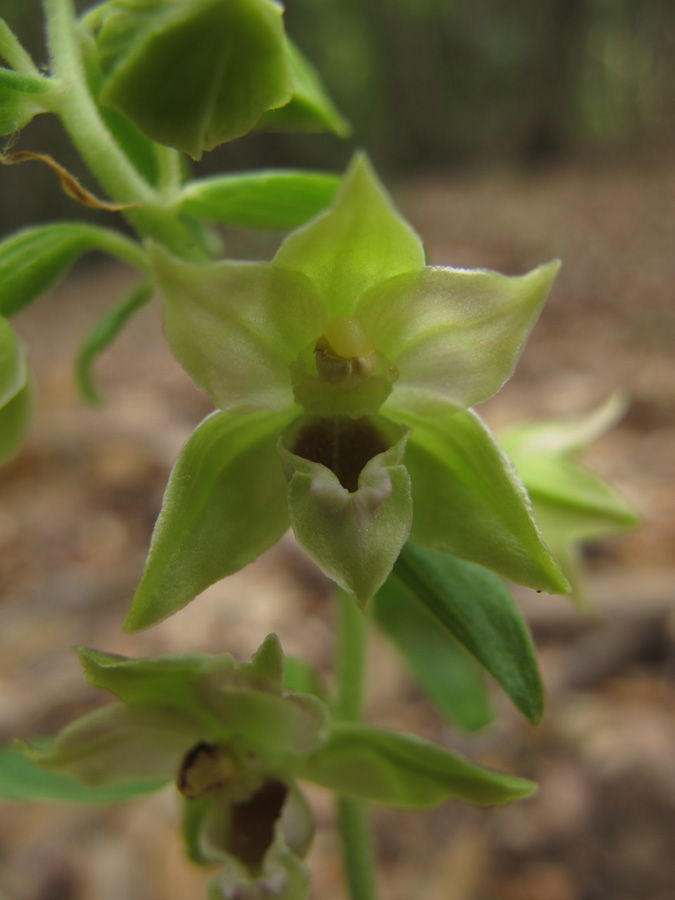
287;416;390;493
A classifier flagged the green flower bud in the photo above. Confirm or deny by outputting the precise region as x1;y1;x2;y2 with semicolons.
93;0;294;158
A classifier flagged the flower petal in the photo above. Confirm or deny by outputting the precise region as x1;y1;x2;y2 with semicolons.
357;261;560;413
279;422;412;608
388;407;569;593
125;409;294;633
273;153;425;317
150;243;325;412
21;704;200;787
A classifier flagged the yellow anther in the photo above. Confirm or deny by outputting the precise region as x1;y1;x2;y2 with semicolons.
315;318;376;387
322;318;375;359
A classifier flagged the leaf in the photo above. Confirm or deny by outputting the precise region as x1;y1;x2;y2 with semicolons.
125;409;294;632
0;66;52;134
0;740;166;803
391;544;544;725
0;223;147;317
283;657;326;701
255;39;350;137
179;169;341;231
372;577;493;732
295;723;535;808
76;279;153;405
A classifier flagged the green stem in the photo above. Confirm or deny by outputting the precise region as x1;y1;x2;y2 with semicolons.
0;19;40;75
335;591;379;900
42;0;206;258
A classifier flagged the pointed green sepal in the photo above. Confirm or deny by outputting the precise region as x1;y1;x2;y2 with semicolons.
359;260;560;414
279;421;412;608
0;740;166;803
125;409;294;632
390;407;570;594
274;153;425;318
295;723;536;808
391;545;544;725
150;243;325;412
20;704;200;787
96;0;293;158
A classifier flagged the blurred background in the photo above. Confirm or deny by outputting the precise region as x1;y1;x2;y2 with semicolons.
1;1;674;898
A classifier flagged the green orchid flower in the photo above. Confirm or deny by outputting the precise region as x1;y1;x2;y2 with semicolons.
500;395;640;605
21;634;324;900
19;634;536;898
125;153;569;632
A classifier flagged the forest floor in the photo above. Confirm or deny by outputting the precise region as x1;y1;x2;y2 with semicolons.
1;154;674;900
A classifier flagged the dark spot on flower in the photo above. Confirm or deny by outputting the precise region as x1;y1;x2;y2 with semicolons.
291;417;388;492
177;741;237;799
228;779;288;874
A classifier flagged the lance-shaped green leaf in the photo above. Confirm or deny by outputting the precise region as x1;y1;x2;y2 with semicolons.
0;315;26;406
372;577;493;732
389;407;569;595
0;376;34;464
255;39;350;137
96;0;293;158
279;422;412;608
294;723;536;808
361;261;560;415
274;153;425;318
0;223;147;317
0;66;53;134
391;544;544;724
76;279;154;405
125;409;294;633
178;169;341;231
0;741;167;803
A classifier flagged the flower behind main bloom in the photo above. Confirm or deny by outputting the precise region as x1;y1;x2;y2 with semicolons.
125;154;568;632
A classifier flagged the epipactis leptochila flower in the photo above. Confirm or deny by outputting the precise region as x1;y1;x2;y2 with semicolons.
124;154;569;632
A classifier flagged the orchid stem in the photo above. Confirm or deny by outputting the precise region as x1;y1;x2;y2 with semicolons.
335;590;379;900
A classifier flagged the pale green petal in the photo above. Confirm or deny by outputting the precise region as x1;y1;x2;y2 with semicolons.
150;243;325;412
279;422;412;608
195;666;328;756
21;704;200;787
125;410;294;633
357;261;560;414
388;407;569;594
273;154;425;317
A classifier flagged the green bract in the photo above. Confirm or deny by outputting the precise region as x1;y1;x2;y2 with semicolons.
93;0;294;158
125;153;569;632
501;395;640;602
